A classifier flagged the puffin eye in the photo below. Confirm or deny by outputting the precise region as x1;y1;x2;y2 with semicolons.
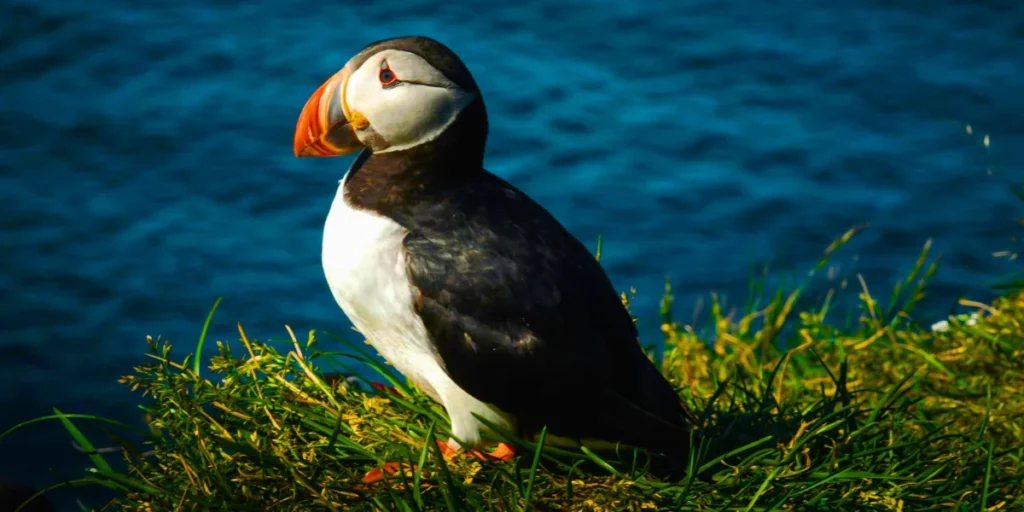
378;61;399;87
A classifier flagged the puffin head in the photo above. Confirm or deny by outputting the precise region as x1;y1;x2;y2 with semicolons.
293;36;485;159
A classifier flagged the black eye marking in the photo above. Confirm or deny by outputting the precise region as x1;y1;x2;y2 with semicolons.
378;60;399;88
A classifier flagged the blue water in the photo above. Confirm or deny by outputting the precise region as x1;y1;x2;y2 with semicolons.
2;0;1022;507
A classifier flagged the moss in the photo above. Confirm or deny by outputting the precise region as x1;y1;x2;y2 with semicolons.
3;228;1023;511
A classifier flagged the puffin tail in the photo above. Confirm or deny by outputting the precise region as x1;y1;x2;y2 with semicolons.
607;358;700;480
583;384;694;476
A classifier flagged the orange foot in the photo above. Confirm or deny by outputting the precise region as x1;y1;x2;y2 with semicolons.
360;440;517;486
360;462;428;485
437;439;518;462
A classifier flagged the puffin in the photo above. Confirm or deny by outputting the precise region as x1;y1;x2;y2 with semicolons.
293;36;694;479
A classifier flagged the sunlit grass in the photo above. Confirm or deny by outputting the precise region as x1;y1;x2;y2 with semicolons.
3;226;1023;511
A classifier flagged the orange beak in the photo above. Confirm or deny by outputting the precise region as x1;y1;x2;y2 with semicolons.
293;67;363;157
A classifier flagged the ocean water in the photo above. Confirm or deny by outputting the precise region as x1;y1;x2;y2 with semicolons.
1;0;1022;507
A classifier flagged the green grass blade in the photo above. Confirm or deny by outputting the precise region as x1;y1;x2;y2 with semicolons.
697;435;774;475
744;466;784;511
428;434;462;512
1;413;147;442
412;422;437;509
579;447;622;478
193;296;224;375
522;426;546;509
52;408;112;474
982;438;994;511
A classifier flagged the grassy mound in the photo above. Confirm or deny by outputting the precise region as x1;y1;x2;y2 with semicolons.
4;228;1023;511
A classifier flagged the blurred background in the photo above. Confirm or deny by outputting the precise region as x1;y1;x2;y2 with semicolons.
1;0;1022;508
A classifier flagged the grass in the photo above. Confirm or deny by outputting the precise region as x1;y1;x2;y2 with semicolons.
3;226;1024;511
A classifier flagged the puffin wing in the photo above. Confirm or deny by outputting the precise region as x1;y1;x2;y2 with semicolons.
401;172;690;449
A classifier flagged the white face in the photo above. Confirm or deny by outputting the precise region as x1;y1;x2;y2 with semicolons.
343;49;476;153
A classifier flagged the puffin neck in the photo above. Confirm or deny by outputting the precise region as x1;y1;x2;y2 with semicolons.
343;97;488;216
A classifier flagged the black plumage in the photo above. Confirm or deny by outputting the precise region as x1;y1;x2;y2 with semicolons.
404;170;694;456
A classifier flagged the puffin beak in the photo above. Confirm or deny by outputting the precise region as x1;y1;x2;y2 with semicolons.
293;67;363;157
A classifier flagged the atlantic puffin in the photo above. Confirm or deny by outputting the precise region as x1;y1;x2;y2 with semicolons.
293;36;693;479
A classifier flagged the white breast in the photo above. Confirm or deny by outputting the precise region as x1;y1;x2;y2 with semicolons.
321;174;514;447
